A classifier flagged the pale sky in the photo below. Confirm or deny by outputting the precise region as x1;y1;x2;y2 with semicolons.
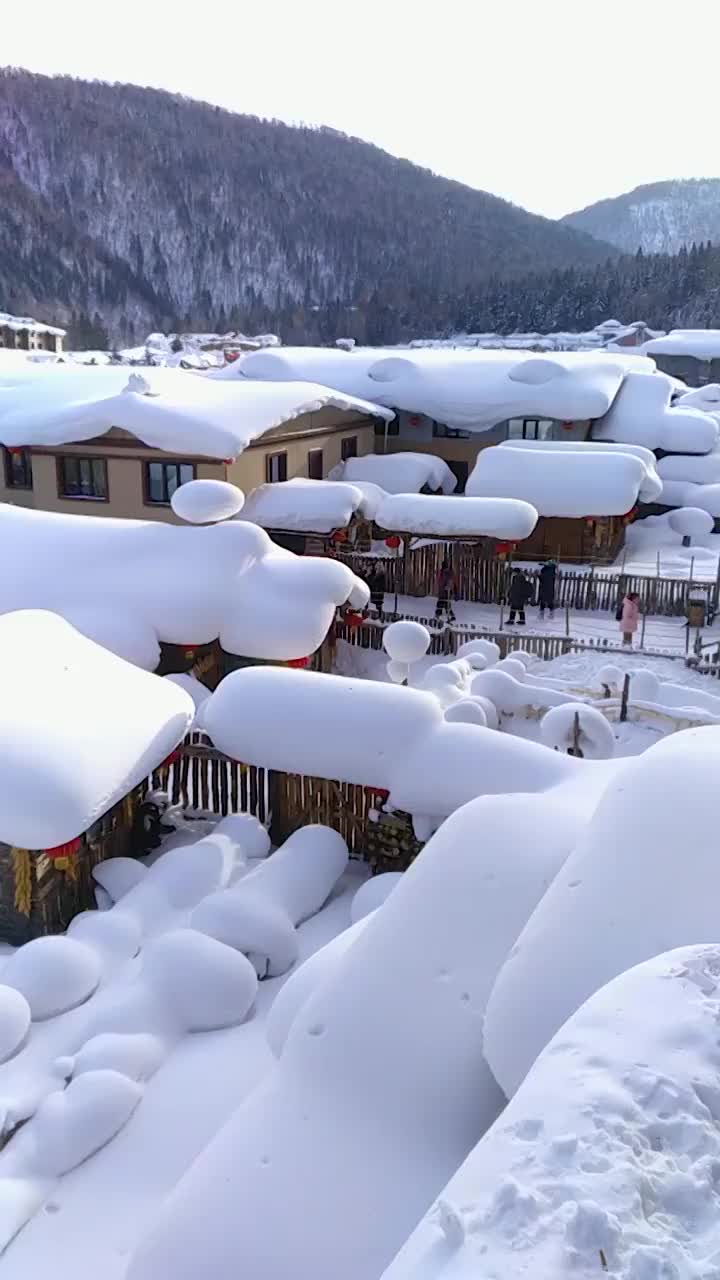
4;0;719;218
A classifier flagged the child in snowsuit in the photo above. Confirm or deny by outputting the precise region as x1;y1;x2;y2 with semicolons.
507;569;532;626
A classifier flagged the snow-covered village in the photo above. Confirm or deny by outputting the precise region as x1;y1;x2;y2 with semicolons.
4;7;720;1278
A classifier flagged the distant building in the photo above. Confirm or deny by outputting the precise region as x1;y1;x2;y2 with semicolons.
0;311;65;354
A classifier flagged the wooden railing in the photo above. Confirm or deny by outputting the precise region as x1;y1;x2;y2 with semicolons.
336;615;575;662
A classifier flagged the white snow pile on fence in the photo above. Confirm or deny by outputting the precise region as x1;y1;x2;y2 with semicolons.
240;478;369;533
643;328;720;360
330;451;457;495
629;668;720;719
126;786;584;1280
498;436;663;501
0;504;368;668
467;444;651;516
0;364;393;459
375;492;538;538
0;610;193;849
540;703;615;759
202;667;620;826
236;347;650;430
658;477;720;516
594;369;719;453
484;725;720;1096
383;944;720;1280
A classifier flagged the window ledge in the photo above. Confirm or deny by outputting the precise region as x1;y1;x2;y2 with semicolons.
59;494;109;502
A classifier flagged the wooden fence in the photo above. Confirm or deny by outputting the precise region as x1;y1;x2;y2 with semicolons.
336;615;575;662
340;546;717;618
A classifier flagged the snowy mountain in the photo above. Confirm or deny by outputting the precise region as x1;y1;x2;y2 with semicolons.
0;69;611;345
562;178;720;255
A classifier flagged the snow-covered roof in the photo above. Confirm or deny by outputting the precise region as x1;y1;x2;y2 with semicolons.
675;383;720;414
375;493;538;539
0;610;193;848
594;369;719;454
232;347;655;431
498;437;663;500
329;452;457;495
0;310;65;338
642;329;720;361
656;478;720;517
0;504;369;669
467;444;650;516
0;365;393;460
240;479;371;534
657;451;720;485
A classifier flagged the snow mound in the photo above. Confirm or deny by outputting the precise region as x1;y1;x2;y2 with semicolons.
140;929;258;1031
494;656;526;681
456;638;501;664
163;671;212;712
670;506;716;540
67;910;141;962
383;621;431;664
266;915;373;1057
32;1070;143;1177
190;891;299;978
0;987;31;1064
384;944;720;1280
375;494;538;539
350;873;403;923
540;704;615;759
56;1032;167;1083
470;668;576;713
126;789;583;1280
2;937;102;1021
331;451;456;495
214;812;271;862
241;478;368;533
484;726;720;1096
444;699;488;726
143;833;241;909
595;369;719;453
170;479;244;524
92;857;148;903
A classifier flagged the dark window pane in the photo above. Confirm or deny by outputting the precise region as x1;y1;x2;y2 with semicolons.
4;448;33;489
59;455;106;498
179;464;194;486
147;462;166;503
166;466;181;499
92;459;107;498
308;449;323;480
341;436;358;461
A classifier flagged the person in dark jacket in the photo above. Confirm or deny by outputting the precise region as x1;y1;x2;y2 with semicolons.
367;566;386;615
537;559;557;621
507;569;532;626
435;559;456;620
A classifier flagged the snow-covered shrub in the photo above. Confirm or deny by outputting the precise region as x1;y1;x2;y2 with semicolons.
494;656;526;681
470;668;575;714
456;638;500;664
141;929;258;1032
383;620;431;664
32;1070;143;1177
350;873;403;924
55;1032;166;1084
214;812;271;862
540;703;615;759
668;506;714;542
444;699;488;726
2;937;102;1021
0;986;31;1063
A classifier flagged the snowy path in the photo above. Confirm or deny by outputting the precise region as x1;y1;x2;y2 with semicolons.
1;869;364;1280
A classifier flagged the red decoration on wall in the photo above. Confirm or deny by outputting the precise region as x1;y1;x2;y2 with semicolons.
495;541;511;556
585;517;595;527
287;656;310;668
7;446;24;456
45;838;81;860
408;415;421;427
364;786;389;802
344;612;364;629
330;528;348;543
385;535;401;550
160;748;182;769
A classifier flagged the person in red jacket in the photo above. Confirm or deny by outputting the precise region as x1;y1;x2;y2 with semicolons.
435;559;456;620
620;592;640;646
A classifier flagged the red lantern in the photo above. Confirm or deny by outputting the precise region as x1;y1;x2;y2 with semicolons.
385;535;401;550
344;611;363;629
331;528;348;543
495;540;511;557
223;458;234;466
561;421;574;432
160;748;182;769
623;506;638;525
408;415;421;427
7;446;24;456
44;839;80;860
364;785;389;802
287;656;310;668
585;517;595;527
181;646;197;661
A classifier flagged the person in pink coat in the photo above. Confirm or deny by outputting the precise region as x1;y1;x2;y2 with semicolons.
620;592;640;646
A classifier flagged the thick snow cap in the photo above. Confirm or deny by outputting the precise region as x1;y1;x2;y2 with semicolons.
0;363;393;460
329;452;457;495
241;478;370;533
0;610;193;848
594;369;719;454
235;347;650;430
0;504;368;667
467;444;649;516
643;329;720;360
498;437;663;501
375;493;538;538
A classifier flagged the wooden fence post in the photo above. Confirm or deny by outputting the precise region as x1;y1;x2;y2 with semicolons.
620;672;630;723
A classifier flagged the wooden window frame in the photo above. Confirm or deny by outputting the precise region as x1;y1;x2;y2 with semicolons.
143;459;196;506
307;448;324;480
3;447;33;491
265;451;288;484
341;436;358;461
57;454;109;502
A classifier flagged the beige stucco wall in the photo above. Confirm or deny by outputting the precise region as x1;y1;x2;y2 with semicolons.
0;411;377;523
